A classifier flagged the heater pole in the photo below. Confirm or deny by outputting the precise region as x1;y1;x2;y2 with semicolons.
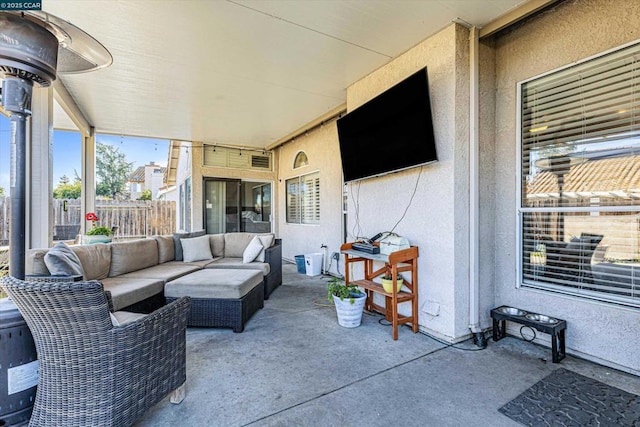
3;77;34;280
9;112;27;280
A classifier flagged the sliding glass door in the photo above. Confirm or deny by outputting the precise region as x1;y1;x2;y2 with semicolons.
204;179;240;234
204;179;272;234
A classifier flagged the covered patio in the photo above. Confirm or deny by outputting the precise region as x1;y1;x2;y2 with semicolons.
136;264;640;426
1;0;640;425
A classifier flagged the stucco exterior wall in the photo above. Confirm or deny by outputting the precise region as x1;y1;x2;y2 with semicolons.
491;0;640;374
276;120;344;275
189;142;277;232
478;39;497;332
345;24;472;340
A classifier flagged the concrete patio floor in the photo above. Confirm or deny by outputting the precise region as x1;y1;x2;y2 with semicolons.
136;263;640;427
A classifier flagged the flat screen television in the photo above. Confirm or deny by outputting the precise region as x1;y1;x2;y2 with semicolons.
337;68;437;183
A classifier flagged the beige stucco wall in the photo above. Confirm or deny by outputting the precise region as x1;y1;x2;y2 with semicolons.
187;142;278;232
490;0;640;374
345;24;472;340
276;120;344;275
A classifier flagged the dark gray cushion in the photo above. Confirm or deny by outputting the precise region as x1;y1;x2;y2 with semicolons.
43;242;85;277
173;230;205;261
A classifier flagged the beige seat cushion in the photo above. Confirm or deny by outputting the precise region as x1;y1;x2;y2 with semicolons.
101;277;164;311
165;269;262;299
111;311;147;326
121;262;200;283
205;257;270;276
184;258;222;268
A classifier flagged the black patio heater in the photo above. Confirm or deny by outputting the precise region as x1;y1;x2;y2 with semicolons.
0;11;112;279
0;11;111;426
0;13;59;280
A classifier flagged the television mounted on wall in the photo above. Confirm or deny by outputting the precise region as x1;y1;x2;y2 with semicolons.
336;68;437;183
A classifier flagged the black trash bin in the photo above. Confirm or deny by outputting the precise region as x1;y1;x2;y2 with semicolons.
0;298;37;427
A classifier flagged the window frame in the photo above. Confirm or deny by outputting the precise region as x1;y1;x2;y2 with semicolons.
516;40;640;308
293;151;309;169
285;171;320;225
179;177;192;232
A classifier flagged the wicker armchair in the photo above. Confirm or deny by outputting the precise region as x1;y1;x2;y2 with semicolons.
1;276;191;427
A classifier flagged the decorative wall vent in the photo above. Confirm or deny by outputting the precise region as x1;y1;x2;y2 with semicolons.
251;155;270;169
203;145;272;171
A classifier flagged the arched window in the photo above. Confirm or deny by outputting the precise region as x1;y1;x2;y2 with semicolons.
293;151;308;168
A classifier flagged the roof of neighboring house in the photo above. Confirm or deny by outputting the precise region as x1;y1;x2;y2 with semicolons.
128;164;167;183
164;141;181;186
526;155;640;199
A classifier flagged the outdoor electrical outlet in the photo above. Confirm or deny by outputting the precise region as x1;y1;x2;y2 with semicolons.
331;252;340;260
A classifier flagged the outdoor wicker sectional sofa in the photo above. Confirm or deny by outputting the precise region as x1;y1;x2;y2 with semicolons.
25;232;282;330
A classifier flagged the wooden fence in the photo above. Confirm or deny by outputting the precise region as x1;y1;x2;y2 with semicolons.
0;198;177;245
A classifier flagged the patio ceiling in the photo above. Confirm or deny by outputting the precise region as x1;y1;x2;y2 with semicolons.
43;0;533;148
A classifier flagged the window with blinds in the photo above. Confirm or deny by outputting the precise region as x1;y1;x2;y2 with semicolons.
286;172;320;225
519;41;640;308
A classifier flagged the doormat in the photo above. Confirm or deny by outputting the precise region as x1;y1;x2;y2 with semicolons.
499;368;640;426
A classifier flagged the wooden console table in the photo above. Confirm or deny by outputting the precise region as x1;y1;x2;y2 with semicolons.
340;242;419;340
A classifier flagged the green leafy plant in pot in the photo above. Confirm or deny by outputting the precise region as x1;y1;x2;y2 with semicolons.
327;278;366;328
82;212;112;244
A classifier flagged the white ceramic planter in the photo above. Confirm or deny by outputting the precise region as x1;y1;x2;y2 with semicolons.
332;292;366;328
81;235;112;245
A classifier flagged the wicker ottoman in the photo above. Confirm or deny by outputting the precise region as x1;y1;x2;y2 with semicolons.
165;269;264;332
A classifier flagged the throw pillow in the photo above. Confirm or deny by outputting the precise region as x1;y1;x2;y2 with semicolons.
173;230;205;261
243;236;264;263
44;242;85;278
181;235;213;263
255;234;275;262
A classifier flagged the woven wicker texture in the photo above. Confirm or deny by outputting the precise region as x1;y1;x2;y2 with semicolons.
264;239;282;299
166;278;263;332
1;276;191;427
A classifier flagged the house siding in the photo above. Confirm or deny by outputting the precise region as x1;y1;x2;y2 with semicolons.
490;0;640;374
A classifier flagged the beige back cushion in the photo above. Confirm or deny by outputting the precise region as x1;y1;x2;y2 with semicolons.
26;245;111;281
223;233;258;258
155;236;175;263
109;239;159;277
71;244;111;280
26;248;51;276
209;234;225;257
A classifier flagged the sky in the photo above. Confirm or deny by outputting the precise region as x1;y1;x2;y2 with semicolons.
0;114;169;194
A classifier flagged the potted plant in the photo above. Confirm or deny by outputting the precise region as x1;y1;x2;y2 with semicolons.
380;273;403;294
82;212;112;244
327;278;366;328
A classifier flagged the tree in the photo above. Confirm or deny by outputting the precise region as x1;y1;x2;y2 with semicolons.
96;142;134;199
0;186;4;197
137;189;152;201
53;177;81;199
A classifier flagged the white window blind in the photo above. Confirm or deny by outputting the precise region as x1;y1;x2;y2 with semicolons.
286;172;320;225
519;41;640;307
